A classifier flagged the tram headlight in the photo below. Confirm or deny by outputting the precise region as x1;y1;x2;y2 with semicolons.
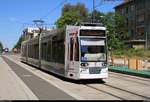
81;63;89;68
102;62;107;67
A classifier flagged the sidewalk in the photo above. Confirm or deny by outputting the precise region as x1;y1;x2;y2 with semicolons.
0;57;38;100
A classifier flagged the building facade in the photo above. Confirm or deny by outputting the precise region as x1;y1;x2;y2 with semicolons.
115;0;150;49
23;27;51;41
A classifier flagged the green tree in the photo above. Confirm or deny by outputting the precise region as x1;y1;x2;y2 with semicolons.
88;10;105;23
0;42;3;53
56;3;128;54
62;2;88;21
13;35;24;50
56;11;80;28
56;2;88;28
103;12;128;51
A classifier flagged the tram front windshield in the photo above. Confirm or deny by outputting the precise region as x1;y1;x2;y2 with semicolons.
80;39;106;62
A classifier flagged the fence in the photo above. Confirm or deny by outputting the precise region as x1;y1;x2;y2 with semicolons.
108;56;150;70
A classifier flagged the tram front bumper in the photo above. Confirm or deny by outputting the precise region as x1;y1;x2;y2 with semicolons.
79;73;108;79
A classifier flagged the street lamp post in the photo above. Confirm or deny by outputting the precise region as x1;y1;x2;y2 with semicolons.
33;19;45;34
93;0;95;23
33;19;45;67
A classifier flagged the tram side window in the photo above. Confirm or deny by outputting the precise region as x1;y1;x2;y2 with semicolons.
33;44;39;59
31;45;36;58
47;39;52;62
29;44;34;58
28;45;31;58
52;40;57;62
41;42;47;61
56;40;65;64
75;38;79;61
36;44;39;59
51;35;65;64
70;38;79;61
29;45;33;58
22;45;26;57
70;38;73;61
24;45;27;57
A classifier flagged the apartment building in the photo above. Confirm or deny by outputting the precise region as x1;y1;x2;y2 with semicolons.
115;0;150;49
23;27;51;41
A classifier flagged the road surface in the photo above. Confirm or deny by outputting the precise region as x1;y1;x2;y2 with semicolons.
0;54;150;100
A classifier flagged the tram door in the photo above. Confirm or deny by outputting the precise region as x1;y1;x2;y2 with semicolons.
67;37;79;78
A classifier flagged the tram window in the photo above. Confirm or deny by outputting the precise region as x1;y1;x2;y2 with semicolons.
70;38;73;61
28;45;31;58
24;45;27;57
29;44;34;58
28;45;30;57
56;41;65;64
70;38;79;61
32;45;34;58
22;45;26;57
80;30;105;36
47;39;52;62
52;41;57;62
32;45;35;58
36;44;39;59
41;43;47;60
34;44;39;59
75;38;79;61
81;45;106;62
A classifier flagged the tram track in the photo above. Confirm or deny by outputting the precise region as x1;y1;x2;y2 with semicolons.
103;83;150;100
83;71;150;100
85;85;126;100
109;72;150;83
109;75;150;86
85;83;150;100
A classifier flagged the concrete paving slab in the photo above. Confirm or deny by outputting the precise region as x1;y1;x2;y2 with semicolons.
2;56;75;100
0;57;38;100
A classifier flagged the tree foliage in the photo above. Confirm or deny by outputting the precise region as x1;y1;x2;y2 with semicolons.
62;2;88;20
13;35;24;50
103;12;128;51
56;3;128;51
88;10;105;23
0;42;3;53
56;11;80;28
56;2;88;28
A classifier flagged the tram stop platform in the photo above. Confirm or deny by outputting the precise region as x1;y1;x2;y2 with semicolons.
109;66;150;78
0;56;38;100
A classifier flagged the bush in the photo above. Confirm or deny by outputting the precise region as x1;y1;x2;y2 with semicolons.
112;48;150;60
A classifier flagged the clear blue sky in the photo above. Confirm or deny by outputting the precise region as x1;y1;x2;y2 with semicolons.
0;0;123;50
